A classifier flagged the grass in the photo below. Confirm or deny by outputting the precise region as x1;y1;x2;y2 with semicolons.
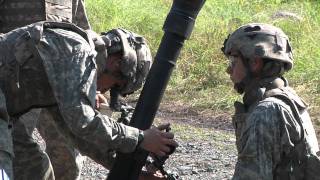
154;118;235;148
171;123;234;143
86;0;320;130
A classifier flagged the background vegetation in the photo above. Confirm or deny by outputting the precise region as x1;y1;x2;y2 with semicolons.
86;0;320;129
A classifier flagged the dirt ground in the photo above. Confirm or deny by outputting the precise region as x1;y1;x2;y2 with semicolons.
30;98;237;179
79;102;237;180
79;101;320;180
34;100;319;180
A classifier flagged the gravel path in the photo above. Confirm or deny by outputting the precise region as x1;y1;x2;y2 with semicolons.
31;97;320;180
78;104;238;180
34;101;320;180
32;103;238;179
79;135;237;180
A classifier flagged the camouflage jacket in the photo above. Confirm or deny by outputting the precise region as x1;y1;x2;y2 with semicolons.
0;0;90;33
0;22;139;167
232;79;319;180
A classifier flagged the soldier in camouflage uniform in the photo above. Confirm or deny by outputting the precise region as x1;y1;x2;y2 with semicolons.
0;1;94;179
36;28;157;180
221;23;320;180
0;21;178;180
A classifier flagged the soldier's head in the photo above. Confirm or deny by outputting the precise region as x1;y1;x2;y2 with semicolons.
221;23;293;94
91;28;152;96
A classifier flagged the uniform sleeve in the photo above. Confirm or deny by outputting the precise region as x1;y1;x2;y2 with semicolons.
59;104;140;153
232;100;301;180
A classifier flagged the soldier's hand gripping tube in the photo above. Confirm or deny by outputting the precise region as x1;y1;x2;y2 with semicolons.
107;0;206;180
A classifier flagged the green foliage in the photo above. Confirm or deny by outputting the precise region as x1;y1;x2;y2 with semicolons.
86;0;320;114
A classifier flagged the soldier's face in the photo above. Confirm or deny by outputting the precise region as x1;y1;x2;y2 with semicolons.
226;55;246;85
97;54;127;93
105;53;122;75
97;73;126;94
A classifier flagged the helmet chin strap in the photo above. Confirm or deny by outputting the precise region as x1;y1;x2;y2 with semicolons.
234;80;246;94
233;56;267;107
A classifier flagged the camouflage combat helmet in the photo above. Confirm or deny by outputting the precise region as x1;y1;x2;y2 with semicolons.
222;23;293;71
100;28;152;95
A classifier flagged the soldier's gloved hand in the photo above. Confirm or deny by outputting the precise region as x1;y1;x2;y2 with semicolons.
140;123;178;156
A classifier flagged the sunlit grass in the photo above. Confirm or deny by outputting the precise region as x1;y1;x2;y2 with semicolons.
86;0;320;130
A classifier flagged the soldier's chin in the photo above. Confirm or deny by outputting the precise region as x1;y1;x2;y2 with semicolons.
234;83;245;94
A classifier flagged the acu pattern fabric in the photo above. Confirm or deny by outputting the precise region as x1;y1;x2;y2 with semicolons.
0;0;72;33
0;0;91;33
0;1;92;179
43;1;91;179
71;0;91;30
231;78;319;180
0;21;141;179
13;109;54;180
32;1;91;179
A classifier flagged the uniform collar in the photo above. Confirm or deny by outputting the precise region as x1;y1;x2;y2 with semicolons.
243;77;286;107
